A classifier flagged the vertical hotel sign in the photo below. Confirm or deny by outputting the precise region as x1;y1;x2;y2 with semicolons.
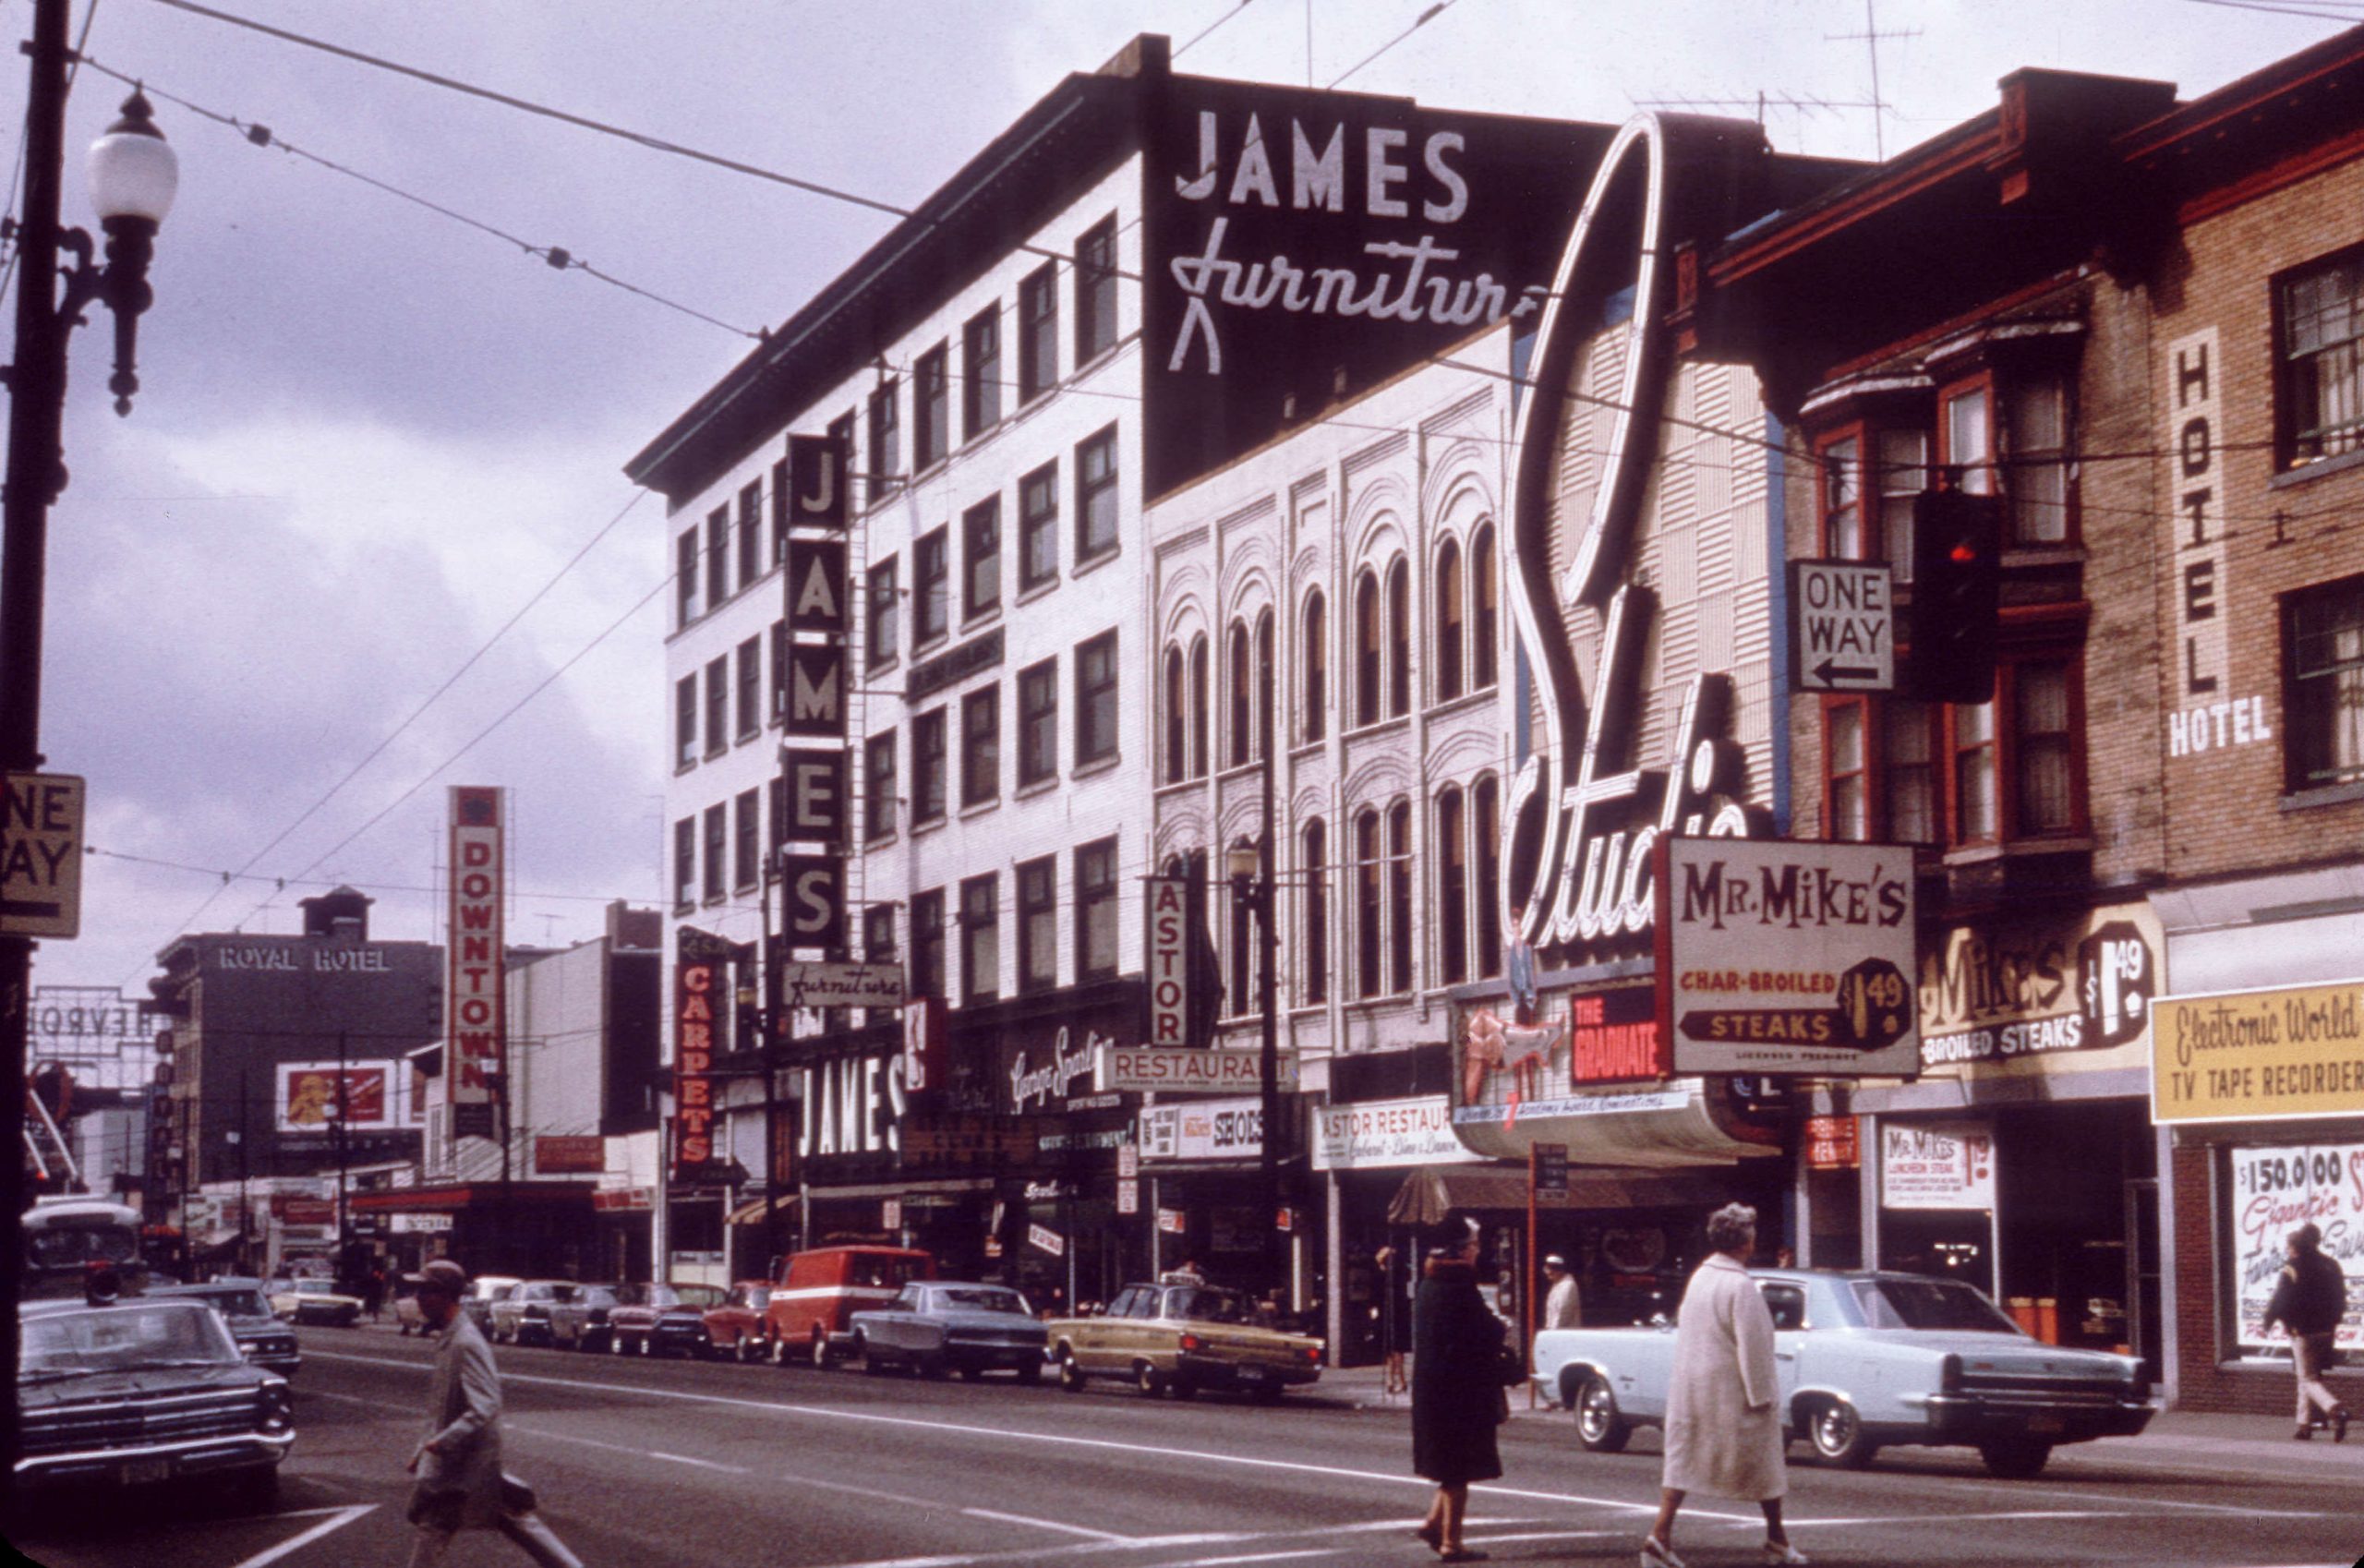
447;787;503;1139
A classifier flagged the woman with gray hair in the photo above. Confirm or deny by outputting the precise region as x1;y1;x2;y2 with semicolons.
1640;1203;1804;1567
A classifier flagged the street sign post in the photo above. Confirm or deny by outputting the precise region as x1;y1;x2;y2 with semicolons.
1788;560;1894;694
0;771;81;937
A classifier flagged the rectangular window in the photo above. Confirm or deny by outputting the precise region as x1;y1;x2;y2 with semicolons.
1303;821;1329;1005
1076;629;1118;765
963;496;1001;620
866;557;899;669
1888;701;1938;844
960;874;998;1004
706;507;731;606
911;888;945;999
913;708;947;826
737;480;762;589
1019;262;1058;403
676;527;700;626
1818;434;1863;558
864;730;898;842
2007;376;2069;544
1019;657;1058;785
1951;700;1998;843
962;306;1002;439
2279;251;2364;468
771;457;790;566
1356;814;1381;1000
1388;805;1413;995
672;818;695;911
1076;837;1117;980
914;343;949;470
1076;426;1119;561
2287;575;2364;788
1876;428;1926;578
1019;461;1058;589
864;903;897;965
867;378;900;491
735;636;761;740
1944;383;1994;495
1075;216;1117;364
961;684;999;807
1018;855;1057;994
733;789;759;891
2014;658;2077;833
674;676;697;767
704;657;728;757
915;527;949;645
1439;792;1468;986
702;804;727;902
1827;700;1868;841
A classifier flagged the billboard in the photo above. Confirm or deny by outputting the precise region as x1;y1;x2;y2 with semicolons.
274;1063;396;1133
446;787;504;1115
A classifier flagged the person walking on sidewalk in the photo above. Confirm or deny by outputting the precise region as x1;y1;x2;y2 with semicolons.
1410;1224;1506;1563
2263;1223;2349;1441
1641;1204;1805;1568
404;1259;584;1568
1542;1254;1581;1331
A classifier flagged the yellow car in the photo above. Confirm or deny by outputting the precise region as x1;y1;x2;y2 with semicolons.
1046;1279;1322;1402
269;1277;364;1327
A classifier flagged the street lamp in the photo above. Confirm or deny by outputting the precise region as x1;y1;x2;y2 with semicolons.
1;0;178;1504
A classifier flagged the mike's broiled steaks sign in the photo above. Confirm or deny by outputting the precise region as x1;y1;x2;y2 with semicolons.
1656;838;1919;1078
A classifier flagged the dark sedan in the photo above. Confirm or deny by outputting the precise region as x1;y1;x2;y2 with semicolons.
547;1285;622;1352
17;1297;293;1509
149;1281;300;1378
852;1282;1047;1381
607;1283;726;1357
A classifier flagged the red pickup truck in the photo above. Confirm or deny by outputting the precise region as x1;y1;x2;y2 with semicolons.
764;1246;934;1368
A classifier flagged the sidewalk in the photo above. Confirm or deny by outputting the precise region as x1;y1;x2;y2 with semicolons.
1311;1362;2364;1477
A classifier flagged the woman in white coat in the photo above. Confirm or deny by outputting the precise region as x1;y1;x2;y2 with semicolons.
1640;1203;1805;1568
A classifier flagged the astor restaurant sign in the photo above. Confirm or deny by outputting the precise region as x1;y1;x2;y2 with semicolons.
1098;1045;1297;1095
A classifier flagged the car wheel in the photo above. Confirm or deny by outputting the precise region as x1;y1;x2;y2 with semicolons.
1574;1375;1633;1453
1808;1398;1877;1469
1978;1439;2053;1479
919;1354;949;1381
639;1332;657;1357
1057;1349;1086;1393
857;1335;888;1375
733;1333;753;1364
811;1333;833;1370
609;1331;629;1356
770;1333;791;1367
1134;1361;1167;1397
1017;1360;1043;1386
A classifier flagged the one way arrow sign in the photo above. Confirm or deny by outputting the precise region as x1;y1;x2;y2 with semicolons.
1789;560;1895;694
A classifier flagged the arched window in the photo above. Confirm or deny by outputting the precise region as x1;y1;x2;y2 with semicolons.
1255;609;1275;762
1438;787;1467;984
1302;589;1327;744
1227;837;1255;1017
1355;809;1381;998
1473;774;1502;979
1188;635;1210;779
1471;524;1499;691
1163;645;1186;786
1435;539;1465;703
1301;817;1328;1006
1354;572;1381;728
1227;620;1251;770
1387;800;1413;993
1387;557;1411;718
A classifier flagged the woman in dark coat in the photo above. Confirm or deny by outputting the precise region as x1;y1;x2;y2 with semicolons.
1411;1224;1504;1562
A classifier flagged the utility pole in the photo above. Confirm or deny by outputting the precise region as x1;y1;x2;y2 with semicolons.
334;1031;350;1290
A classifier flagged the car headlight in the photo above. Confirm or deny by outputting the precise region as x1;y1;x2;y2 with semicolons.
258;1382;294;1435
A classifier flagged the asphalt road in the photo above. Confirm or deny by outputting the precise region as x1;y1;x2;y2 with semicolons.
10;1323;2361;1568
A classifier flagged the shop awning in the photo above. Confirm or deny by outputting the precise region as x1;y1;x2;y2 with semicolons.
1386;1163;1741;1227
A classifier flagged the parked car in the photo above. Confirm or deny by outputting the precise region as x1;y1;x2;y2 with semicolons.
16;1295;294;1508
607;1283;727;1357
1045;1279;1323;1401
852;1281;1047;1381
459;1274;522;1335
268;1277;363;1328
700;1281;773;1361
546;1284;622;1352
1530;1268;2155;1478
486;1280;581;1346
150;1280;300;1377
765;1246;935;1368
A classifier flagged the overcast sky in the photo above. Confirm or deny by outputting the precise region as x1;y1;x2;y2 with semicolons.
1;0;2345;1002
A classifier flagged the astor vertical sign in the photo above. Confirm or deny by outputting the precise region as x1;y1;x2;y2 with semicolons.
1145;875;1190;1045
446;787;504;1134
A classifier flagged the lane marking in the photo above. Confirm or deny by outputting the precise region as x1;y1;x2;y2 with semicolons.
225;1502;376;1568
959;1506;1130;1541
1164;1553;1337;1567
651;1450;751;1474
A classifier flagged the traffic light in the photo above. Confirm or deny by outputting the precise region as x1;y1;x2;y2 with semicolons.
1909;487;2004;704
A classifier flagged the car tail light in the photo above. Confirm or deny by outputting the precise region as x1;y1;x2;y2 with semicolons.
1179;1333;1202;1352
1939;1354;1961;1393
1303;1345;1322;1365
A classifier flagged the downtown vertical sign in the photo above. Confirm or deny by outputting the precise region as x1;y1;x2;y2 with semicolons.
446;786;503;1140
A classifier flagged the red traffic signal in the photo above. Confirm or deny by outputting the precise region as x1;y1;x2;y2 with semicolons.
1910;488;2003;704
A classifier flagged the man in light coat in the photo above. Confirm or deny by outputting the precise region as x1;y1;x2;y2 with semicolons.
1541;1254;1581;1331
1641;1205;1804;1567
405;1259;583;1568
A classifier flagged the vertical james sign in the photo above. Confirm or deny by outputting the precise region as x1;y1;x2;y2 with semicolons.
446;787;503;1138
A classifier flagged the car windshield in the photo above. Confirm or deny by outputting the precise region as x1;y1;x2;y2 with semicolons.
294;1281;341;1297
578;1286;618;1307
191;1289;272;1319
1852;1278;2020;1333
937;1287;1028;1315
1165;1287;1249;1324
670;1285;724;1309
20;1303;243;1377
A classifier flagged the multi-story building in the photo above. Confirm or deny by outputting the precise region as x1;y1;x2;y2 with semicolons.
627;33;1609;1300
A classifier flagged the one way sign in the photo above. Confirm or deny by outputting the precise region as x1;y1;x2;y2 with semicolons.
1789;560;1894;694
1;772;83;938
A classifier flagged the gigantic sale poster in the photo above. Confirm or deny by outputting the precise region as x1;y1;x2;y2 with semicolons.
2229;1143;2363;1352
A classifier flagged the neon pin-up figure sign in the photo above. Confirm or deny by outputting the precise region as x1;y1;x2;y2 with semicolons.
1501;115;1773;960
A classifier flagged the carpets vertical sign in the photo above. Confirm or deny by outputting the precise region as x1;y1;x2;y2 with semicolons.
673;955;721;1183
446;787;503;1137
